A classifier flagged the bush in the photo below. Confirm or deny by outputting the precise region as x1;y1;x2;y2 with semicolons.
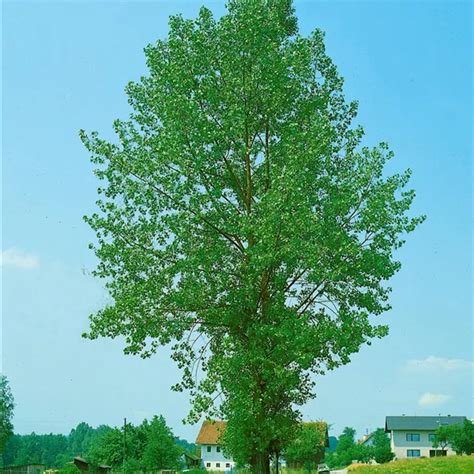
59;464;81;474
122;458;142;473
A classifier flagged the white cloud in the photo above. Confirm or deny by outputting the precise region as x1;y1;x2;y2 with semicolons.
1;248;40;269
406;356;474;372
418;392;451;407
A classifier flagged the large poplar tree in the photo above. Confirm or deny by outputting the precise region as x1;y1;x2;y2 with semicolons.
81;1;423;472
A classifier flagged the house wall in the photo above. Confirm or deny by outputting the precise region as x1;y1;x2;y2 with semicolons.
390;430;456;459
0;466;44;474
362;437;375;447
200;444;235;471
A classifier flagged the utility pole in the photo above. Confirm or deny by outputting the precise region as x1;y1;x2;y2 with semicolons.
123;417;127;471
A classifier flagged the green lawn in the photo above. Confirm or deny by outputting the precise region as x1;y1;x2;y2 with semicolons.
348;456;474;473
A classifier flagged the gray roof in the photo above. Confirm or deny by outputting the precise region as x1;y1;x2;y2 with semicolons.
385;416;466;432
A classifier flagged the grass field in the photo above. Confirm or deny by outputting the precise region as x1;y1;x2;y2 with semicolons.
347;456;474;473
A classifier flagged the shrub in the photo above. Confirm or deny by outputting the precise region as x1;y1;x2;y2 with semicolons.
59;464;81;474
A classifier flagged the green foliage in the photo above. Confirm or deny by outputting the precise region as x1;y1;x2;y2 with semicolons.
323;452;338;469
142;416;183;471
4;433;52;465
122;458;142;474
325;427;392;468
336;428;355;454
347;456;474;473
350;443;372;464
87;415;182;470
2;415;185;470
3;422;114;468
68;422;112;458
370;428;394;464
59;464;82;474
284;423;326;472
87;422;145;467
0;375;15;454
434;420;474;455
175;436;197;454
450;420;474;455
81;0;423;470
87;429;124;467
330;427;356;467
433;425;451;451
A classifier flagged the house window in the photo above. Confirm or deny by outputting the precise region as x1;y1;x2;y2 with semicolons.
226;463;231;468
217;446;221;452
216;463;221;468
430;449;447;457
429;433;436;442
206;462;211;468
406;433;420;441
407;449;421;457
207;446;212;452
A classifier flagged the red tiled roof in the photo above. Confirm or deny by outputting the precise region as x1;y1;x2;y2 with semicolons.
196;420;227;445
195;420;328;446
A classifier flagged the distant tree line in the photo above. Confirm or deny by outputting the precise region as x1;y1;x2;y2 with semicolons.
2;416;195;471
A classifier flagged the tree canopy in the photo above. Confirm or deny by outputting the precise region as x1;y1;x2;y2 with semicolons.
370;428;394;464
325;427;393;468
434;420;474;455
81;0;422;471
3;416;187;470
81;417;183;471
0;375;15;455
328;427;356;467
284;422;326;471
3;423;111;469
142;416;183;471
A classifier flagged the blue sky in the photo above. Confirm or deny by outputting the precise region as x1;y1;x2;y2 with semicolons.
2;0;472;441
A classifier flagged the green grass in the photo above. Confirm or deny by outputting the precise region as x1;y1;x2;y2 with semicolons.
348;456;474;473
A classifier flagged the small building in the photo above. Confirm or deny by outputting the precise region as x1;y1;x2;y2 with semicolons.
357;432;375;447
73;457;111;474
385;415;466;459
0;465;45;474
196;421;235;472
183;452;201;469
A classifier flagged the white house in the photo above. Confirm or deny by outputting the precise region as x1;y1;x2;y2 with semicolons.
385;415;466;459
196;420;329;471
196;420;236;472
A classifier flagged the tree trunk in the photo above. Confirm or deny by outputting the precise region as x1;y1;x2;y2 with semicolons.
251;451;271;474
